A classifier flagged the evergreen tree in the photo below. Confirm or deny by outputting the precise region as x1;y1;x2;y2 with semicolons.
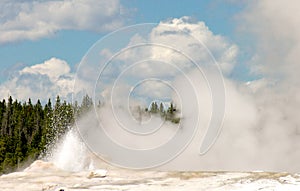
150;101;158;113
159;102;165;116
80;94;93;115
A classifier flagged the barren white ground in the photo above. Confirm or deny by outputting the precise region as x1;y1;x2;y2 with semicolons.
1;160;300;191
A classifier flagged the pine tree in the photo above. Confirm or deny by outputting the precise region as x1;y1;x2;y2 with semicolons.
42;98;53;153
159;102;165;116
80;94;93;115
1;96;12;136
150;101;158;113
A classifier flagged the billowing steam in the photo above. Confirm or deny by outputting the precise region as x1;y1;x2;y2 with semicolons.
48;1;300;172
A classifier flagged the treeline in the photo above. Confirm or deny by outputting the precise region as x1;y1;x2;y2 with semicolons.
146;101;181;124
0;95;93;174
0;95;180;174
132;101;181;124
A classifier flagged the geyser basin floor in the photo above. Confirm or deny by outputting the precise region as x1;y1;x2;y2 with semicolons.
1;161;300;191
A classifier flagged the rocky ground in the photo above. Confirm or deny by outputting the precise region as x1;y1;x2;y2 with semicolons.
1;160;300;191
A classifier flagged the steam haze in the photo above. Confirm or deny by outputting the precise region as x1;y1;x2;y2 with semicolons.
72;3;300;172
166;0;300;172
1;0;299;173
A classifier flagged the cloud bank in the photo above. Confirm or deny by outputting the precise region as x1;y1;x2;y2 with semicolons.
0;0;125;43
0;57;74;102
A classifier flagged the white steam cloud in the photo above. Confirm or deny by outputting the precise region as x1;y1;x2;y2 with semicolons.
163;3;300;172
71;13;300;172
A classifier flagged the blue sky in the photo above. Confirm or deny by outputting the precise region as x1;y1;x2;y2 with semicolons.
1;0;276;103
0;0;246;83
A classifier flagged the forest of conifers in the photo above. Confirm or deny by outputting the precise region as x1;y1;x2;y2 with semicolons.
0;95;93;174
0;95;179;174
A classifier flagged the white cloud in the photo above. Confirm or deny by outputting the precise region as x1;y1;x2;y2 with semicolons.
73;17;238;104
21;58;70;82
0;0;124;43
133;80;173;101
115;17;238;77
0;57;75;102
